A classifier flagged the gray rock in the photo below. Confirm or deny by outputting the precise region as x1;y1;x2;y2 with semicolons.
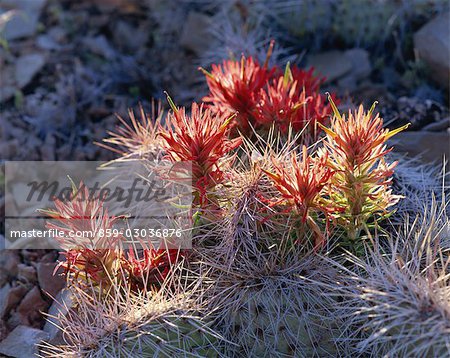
422;117;450;132
0;0;47;40
37;262;65;299
17;263;37;283
83;35;115;58
0;250;20;279
0;325;49;358
391;131;450;165
15;53;46;89
36;34;61;50
47;26;66;43
0;284;29;318
43;289;72;344
0;283;12;316
16;286;48;326
0;10;39;41
344;48;371;80
307;51;352;83
179;12;213;55
414;12;450;88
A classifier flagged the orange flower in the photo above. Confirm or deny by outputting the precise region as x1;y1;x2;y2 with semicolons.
159;98;242;208
263;146;334;247
319;96;409;239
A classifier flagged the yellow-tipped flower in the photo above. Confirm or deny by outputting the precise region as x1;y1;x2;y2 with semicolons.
319;96;409;240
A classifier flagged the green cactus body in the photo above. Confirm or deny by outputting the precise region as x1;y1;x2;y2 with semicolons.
218;284;338;357
273;0;335;39
104;315;220;357
333;0;396;46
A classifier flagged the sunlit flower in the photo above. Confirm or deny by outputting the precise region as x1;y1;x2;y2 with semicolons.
159;98;242;209
200;54;276;134
253;66;310;134
263;146;334;247
60;248;120;288
42;182;122;249
319;96;409;239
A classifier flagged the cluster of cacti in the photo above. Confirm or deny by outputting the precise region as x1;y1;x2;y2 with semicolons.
40;48;449;357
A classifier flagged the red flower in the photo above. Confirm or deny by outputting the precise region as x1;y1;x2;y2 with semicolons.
291;67;324;94
42;182;122;249
123;246;182;290
159;99;242;208
263;146;334;247
254;64;336;138
201;55;276;134
59;248;120;287
253;71;310;134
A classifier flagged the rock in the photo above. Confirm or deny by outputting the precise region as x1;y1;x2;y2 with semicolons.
344;48;371;80
17;263;37;283
40;133;56;161
337;75;357;92
0;325;49;358
15;53;46;89
0;319;7;341
113;20;148;52
0;0;47;40
83;35;115;58
179;12;213;55
36;34;61;51
422;117;450;132
37;262;65;299
0;63;16;103
0;284;12;316
16;286;49;326
0;250;20;278
414;12;450;88
43;289;72;344
0;284;29;317
391;131;450;165
47;26;66;43
307;50;352;83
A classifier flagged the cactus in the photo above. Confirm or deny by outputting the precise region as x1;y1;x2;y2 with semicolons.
332;0;396;46
39;271;222;357
216;278;340;357
334;198;450;356
269;0;335;42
